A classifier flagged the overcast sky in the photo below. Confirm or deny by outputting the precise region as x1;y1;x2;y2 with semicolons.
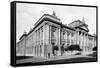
16;3;96;42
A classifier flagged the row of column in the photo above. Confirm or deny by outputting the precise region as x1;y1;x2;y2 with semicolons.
77;31;89;51
34;23;46;57
62;30;74;46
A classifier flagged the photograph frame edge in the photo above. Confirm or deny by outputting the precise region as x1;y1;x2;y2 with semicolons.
10;1;98;67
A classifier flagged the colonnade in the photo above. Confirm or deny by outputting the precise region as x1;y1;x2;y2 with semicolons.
77;31;90;51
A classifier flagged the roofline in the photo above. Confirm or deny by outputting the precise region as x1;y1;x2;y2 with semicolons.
19;34;27;40
88;34;97;37
75;27;89;32
34;14;61;27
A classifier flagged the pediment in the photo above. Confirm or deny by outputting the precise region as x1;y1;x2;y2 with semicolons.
34;14;61;27
68;20;85;28
80;25;89;31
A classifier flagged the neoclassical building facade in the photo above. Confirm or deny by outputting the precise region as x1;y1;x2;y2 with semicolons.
16;12;96;57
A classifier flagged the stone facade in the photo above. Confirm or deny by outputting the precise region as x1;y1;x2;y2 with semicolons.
16;13;96;58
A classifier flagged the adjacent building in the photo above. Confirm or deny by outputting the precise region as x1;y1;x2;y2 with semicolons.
16;12;97;58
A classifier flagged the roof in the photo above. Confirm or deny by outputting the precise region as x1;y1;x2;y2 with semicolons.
34;13;61;26
88;33;97;38
68;19;89;32
19;32;27;40
68;20;85;27
26;13;76;37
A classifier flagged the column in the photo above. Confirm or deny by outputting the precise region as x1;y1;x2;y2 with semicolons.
37;30;39;46
77;31;79;45
69;32;71;45
93;38;94;48
75;32;78;44
56;28;57;45
44;24;46;57
82;32;84;48
74;32;76;44
43;25;45;57
35;31;36;46
66;31;67;45
57;28;59;45
58;28;61;56
94;38;96;47
61;30;63;45
39;29;40;56
78;31;80;45
36;46;37;56
40;28;41;45
38;46;40;57
70;32;72;45
93;37;95;47
85;34;87;51
93;37;95;48
40;28;41;56
75;32;77;44
82;32;83;47
36;31;37;56
49;25;51;44
92;38;94;49
34;32;36;56
85;33;87;51
83;33;86;51
80;32;82;49
79;32;80;46
49;25;53;56
40;45;41;56
86;34;88;51
41;27;43;56
38;30;39;56
82;32;84;50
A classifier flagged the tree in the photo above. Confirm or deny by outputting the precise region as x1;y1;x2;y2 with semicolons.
53;46;59;56
66;45;82;51
64;45;69;51
53;46;59;51
93;46;97;51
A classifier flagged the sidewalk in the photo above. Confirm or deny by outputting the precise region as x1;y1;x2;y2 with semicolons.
16;56;47;64
16;54;94;64
47;54;94;61
81;51;94;55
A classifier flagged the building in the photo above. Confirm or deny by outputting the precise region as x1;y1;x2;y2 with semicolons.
16;12;96;58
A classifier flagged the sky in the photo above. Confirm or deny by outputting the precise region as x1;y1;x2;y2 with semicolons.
16;3;96;42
